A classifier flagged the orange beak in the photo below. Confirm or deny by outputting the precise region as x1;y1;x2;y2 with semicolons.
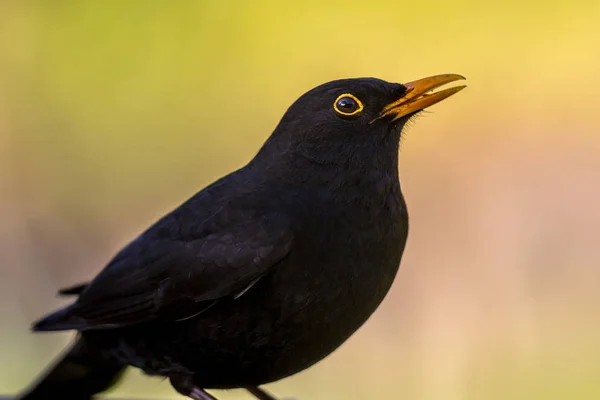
373;74;466;122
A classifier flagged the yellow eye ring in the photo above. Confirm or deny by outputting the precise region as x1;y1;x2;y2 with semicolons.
333;93;364;116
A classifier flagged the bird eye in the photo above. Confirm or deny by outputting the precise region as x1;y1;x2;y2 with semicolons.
333;94;364;116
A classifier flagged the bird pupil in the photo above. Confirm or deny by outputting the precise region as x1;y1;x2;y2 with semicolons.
338;97;357;111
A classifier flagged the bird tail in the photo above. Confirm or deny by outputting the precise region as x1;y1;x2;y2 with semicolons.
18;337;126;400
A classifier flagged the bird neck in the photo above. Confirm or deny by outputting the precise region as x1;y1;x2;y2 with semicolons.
247;147;401;214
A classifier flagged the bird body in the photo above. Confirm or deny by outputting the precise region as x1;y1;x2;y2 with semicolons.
20;75;465;400
62;131;407;388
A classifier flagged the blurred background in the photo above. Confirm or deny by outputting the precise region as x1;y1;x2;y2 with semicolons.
1;1;599;399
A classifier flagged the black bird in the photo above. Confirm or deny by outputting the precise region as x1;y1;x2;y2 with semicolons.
19;74;465;400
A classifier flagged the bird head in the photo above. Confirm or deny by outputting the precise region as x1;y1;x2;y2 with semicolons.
259;74;466;168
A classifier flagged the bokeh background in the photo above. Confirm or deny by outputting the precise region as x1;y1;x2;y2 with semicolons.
1;1;599;399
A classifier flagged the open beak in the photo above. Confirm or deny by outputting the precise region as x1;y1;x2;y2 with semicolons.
373;74;466;122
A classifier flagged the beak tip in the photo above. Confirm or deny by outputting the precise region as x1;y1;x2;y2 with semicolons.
445;73;467;82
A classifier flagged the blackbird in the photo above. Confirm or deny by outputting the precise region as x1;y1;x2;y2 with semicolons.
19;74;465;400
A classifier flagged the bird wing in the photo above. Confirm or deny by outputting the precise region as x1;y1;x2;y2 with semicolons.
34;218;293;331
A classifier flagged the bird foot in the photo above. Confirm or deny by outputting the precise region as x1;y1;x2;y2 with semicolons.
170;374;218;400
189;387;218;400
246;386;296;400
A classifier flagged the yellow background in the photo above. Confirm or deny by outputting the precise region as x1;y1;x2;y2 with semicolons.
1;1;599;399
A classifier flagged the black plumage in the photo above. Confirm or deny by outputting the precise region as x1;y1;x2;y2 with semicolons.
19;74;465;400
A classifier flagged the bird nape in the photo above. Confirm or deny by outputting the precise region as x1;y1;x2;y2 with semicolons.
19;74;466;400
